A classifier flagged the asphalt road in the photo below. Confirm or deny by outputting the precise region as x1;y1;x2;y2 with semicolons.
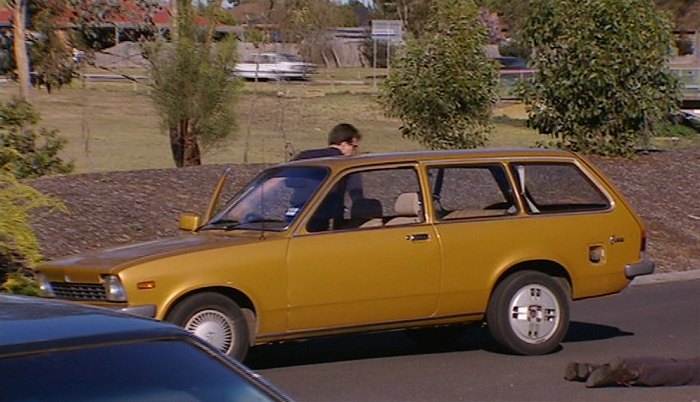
249;274;700;402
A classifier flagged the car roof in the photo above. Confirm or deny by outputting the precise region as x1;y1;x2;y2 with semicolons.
0;294;184;355
282;148;577;170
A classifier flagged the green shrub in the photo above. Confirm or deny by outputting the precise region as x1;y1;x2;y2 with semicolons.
0;98;74;179
654;122;696;138
0;271;40;296
381;0;497;150
518;0;681;157
498;39;530;60
0;168;67;292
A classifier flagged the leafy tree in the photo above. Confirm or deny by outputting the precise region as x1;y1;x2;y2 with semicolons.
3;0;133;94
372;0;434;39
381;0;497;150
0;98;74;179
498;38;530;59
7;0;32;99
143;0;241;167
518;0;680;156
276;0;355;65
0;167;67;294
28;1;78;93
483;0;531;33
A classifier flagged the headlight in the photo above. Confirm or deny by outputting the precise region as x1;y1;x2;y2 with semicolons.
36;272;55;297
102;275;127;302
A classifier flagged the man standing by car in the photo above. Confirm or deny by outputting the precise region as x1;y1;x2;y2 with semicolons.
292;123;362;160
292;123;363;230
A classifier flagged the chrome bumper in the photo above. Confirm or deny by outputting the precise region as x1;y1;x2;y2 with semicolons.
117;304;157;318
625;259;655;279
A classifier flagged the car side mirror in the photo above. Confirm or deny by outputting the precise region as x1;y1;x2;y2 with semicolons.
179;213;201;231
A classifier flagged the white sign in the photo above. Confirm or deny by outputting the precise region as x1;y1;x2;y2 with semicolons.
371;20;403;43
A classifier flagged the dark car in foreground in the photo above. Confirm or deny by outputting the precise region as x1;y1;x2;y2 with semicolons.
0;294;292;402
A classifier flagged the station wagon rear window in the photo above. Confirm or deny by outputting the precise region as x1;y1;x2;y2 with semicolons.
511;162;610;213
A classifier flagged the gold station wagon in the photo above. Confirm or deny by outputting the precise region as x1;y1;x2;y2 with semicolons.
37;149;654;360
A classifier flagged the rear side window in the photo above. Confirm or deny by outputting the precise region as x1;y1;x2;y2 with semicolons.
511;163;610;214
428;164;517;220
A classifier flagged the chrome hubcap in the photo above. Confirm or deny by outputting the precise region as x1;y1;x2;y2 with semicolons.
185;309;234;353
508;284;560;344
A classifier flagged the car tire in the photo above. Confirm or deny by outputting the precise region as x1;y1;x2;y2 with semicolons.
166;292;250;361
486;271;569;355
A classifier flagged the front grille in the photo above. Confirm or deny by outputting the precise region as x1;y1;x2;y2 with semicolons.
51;282;106;301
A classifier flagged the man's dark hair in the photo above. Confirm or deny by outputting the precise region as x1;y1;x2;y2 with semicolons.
327;123;361;145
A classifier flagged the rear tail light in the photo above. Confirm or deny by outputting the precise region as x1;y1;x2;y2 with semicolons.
640;229;648;258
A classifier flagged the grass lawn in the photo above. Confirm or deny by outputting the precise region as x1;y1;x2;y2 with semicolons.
0;71;586;173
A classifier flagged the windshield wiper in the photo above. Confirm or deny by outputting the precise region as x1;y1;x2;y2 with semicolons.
200;219;240;231
223;218;286;231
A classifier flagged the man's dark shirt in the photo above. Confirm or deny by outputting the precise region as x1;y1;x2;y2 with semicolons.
291;146;364;231
292;147;342;160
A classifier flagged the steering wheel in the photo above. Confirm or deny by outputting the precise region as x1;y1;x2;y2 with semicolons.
243;212;263;223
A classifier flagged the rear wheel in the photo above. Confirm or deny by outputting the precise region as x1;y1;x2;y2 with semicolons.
486;271;569;355
166;292;250;361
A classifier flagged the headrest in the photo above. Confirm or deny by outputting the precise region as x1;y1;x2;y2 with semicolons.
351;198;383;220
394;192;421;216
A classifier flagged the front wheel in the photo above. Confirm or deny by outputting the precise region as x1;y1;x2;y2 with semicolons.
166;292;250;361
486;271;569;355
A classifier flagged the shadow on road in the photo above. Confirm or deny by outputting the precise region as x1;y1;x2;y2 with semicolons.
564;321;634;342
245;324;498;370
246;321;634;369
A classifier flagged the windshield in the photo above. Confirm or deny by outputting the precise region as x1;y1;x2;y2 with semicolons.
1;339;283;402
204;166;329;232
279;53;302;62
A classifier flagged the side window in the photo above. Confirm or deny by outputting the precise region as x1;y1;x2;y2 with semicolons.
511;163;610;213
428;164;517;221
306;167;423;232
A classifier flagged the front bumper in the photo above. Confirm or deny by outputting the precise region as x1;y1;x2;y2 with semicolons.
624;259;655;279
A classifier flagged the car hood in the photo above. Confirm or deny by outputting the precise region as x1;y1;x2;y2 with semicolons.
41;233;268;272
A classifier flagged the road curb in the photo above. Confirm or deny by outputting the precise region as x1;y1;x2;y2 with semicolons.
630;269;700;286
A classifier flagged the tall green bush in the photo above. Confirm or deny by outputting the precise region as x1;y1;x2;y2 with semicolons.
518;0;681;156
0;98;70;294
381;0;498;150
0;98;74;178
143;0;241;167
0;167;67;294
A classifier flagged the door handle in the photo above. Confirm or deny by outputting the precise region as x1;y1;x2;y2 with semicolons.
406;233;430;241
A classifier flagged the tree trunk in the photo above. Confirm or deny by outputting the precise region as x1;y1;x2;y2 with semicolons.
170;0;179;43
12;0;31;100
169;124;184;167
169;119;201;167
182;119;201;166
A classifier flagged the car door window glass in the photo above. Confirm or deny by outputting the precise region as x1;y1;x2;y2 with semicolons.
428;164;517;220
510;163;610;213
306;167;423;232
209;166;328;231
